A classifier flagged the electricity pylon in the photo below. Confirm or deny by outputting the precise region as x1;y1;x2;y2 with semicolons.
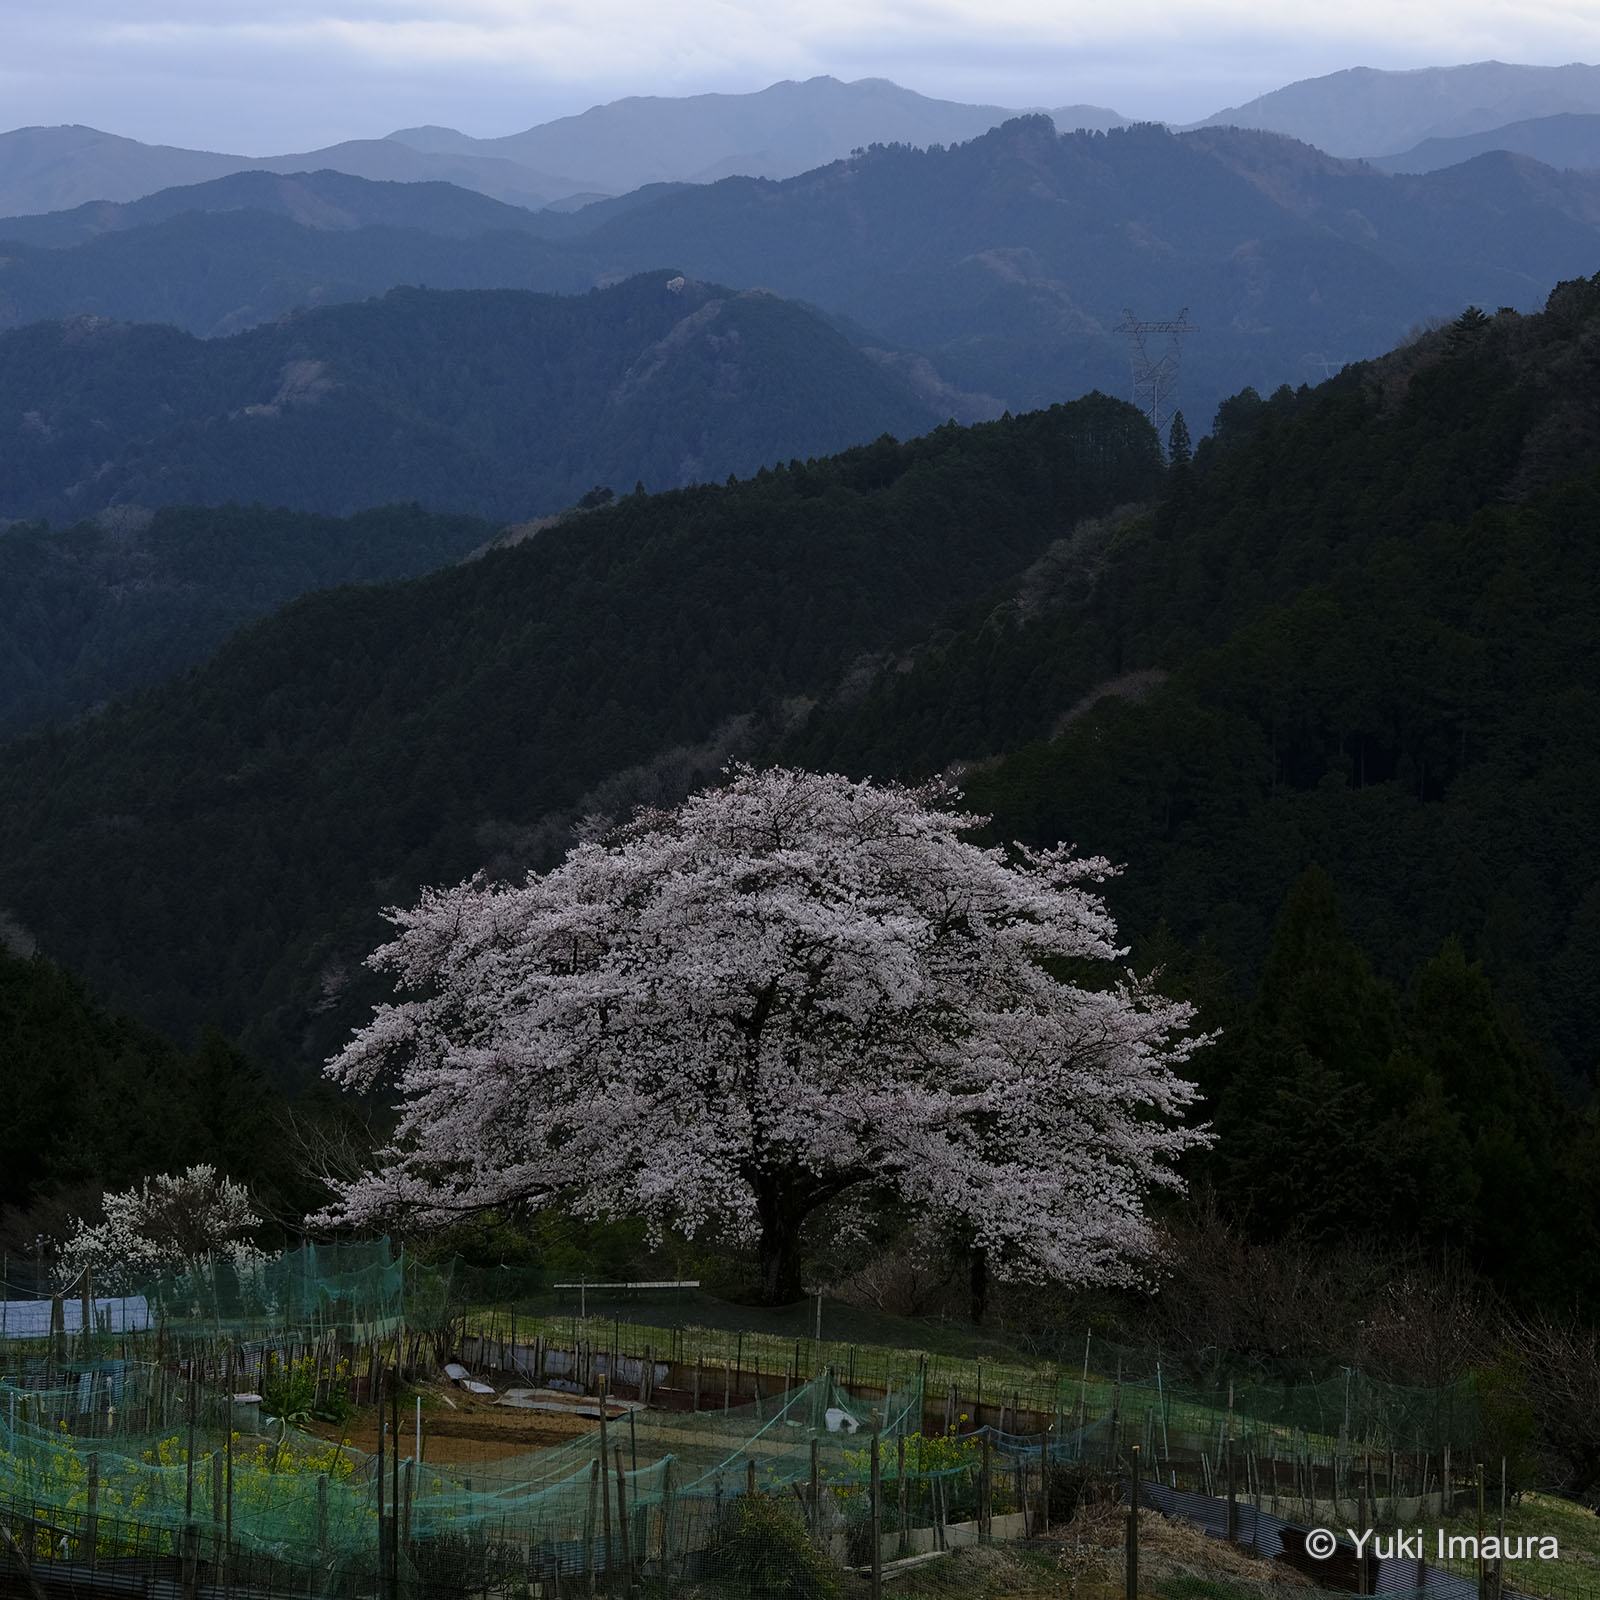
1114;307;1193;438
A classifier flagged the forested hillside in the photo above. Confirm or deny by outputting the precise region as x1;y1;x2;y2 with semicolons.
0;503;496;738
784;291;1599;1090
4;278;1600;1303
0;395;1158;1069
0;273;937;522
0;945;299;1230
771;288;1600;1299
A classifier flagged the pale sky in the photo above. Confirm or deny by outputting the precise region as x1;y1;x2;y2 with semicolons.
4;0;1599;153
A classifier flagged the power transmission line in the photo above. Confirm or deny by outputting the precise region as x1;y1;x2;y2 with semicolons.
1114;307;1193;440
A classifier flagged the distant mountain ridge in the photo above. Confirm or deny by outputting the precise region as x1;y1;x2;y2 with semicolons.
0;169;564;249
386;75;1129;192
0;204;593;338
1373;112;1600;176
3;121;1600;431
0;125;596;219
9;63;1600;227
1191;61;1600;158
0;79;1126;222
570;120;1600;416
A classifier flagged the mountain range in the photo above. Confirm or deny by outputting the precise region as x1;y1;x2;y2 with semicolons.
1374;112;1600;176
5;119;1596;459
1191;61;1600;157
0;79;1125;220
0;168;586;250
386;76;1128;191
0;124;591;219
562;122;1600;412
8;62;1600;227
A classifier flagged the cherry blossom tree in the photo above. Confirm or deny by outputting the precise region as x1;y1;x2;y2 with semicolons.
321;766;1211;1304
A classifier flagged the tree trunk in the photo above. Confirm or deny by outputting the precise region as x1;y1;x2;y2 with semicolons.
969;1247;989;1325
753;1178;812;1306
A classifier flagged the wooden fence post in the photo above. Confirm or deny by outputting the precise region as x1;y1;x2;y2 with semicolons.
583;1459;600;1597
210;1450;223;1569
375;1388;386;1600
869;1432;882;1600
1228;1382;1241;1542
1126;1444;1140;1600
897;1434;908;1556
224;1419;233;1600
980;1432;992;1542
390;1374;400;1595
599;1379;612;1582
86;1452;99;1571
659;1457;676;1575
315;1474;329;1599
614;1445;633;1595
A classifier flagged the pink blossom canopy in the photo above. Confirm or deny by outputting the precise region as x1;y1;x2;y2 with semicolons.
322;765;1210;1289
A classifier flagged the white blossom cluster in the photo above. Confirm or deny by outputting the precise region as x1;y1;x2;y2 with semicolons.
322;766;1212;1288
60;1164;263;1292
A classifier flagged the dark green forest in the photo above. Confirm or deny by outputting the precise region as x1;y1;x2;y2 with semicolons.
3;272;1600;1317
0;502;495;737
787;287;1600;1096
0;393;1159;1069
0;944;302;1236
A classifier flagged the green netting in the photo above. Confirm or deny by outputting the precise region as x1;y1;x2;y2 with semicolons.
1041;1367;1478;1458
0;1236;1480;1600
420;1265;1480;1456
3;1244;1480;1462
1;1240;408;1352
0;1363;936;1594
140;1238;408;1343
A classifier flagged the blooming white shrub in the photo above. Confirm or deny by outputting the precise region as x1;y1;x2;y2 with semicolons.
60;1164;262;1291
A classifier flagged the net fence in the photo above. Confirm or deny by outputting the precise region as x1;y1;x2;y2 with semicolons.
0;1363;944;1596
0;1241;1489;1599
